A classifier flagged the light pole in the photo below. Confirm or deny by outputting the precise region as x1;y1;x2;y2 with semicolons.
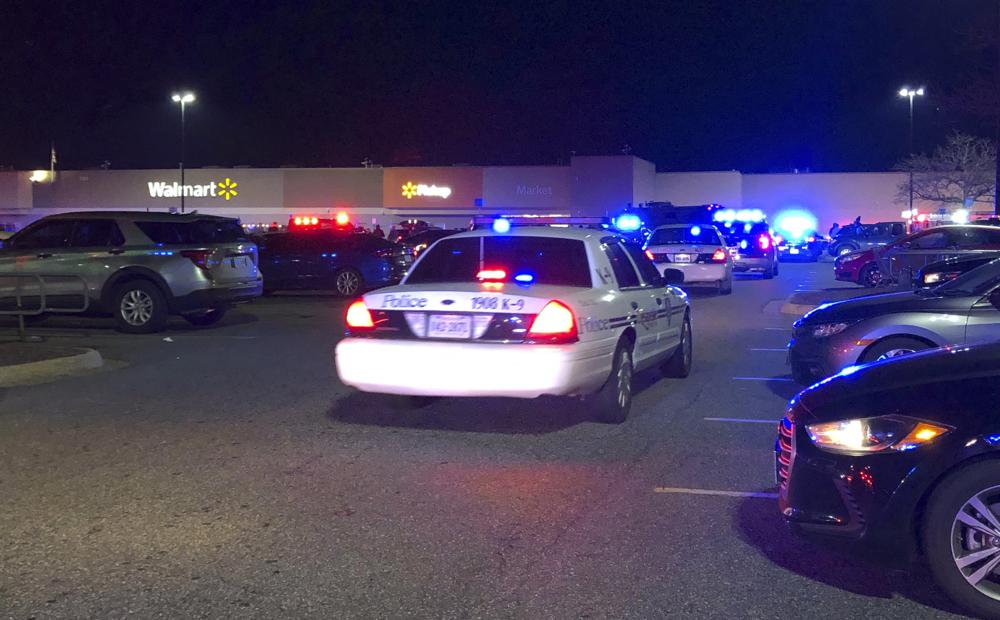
898;86;924;214
171;92;196;213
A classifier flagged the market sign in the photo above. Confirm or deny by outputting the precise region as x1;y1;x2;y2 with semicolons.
401;181;452;199
147;177;239;201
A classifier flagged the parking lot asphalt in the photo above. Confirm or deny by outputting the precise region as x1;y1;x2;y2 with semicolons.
0;263;972;619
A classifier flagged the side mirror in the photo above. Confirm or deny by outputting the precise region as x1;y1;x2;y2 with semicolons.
989;289;1000;311
661;268;684;285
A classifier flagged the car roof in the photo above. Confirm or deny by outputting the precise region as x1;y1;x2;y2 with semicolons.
41;211;236;222
651;223;721;230
447;226;608;242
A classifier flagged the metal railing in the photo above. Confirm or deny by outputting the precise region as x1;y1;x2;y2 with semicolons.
0;275;89;341
877;249;997;290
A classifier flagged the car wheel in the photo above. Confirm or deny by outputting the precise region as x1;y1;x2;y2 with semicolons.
762;263;775;279
662;313;693;378
595;339;634;424
923;461;1000;619
791;363;815;386
113;280;168;334
773;259;779;276
835;244;857;256
183;306;228;327
860;336;932;363
720;277;733;295
860;263;882;288
334;268;363;296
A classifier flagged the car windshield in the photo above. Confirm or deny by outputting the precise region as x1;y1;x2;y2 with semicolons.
406;235;592;287
935;257;1000;296
647;226;721;245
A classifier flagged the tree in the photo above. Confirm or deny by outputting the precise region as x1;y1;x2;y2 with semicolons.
894;133;996;209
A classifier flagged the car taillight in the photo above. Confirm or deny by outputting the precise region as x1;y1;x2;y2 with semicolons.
528;300;577;343
759;235;771;250
711;248;727;262
345;299;375;329
645;249;655;261
180;249;213;271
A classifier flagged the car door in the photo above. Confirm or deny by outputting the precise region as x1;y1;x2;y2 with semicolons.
55;219;127;307
602;240;659;365
0;219;75;311
621;242;676;351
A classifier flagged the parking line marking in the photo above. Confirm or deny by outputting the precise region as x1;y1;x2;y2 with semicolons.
704;417;778;424
732;376;795;382
653;487;778;499
750;348;786;351
763;327;791;331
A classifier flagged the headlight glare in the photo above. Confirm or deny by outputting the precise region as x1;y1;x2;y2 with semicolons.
806;416;951;454
924;271;959;285
812;322;851;338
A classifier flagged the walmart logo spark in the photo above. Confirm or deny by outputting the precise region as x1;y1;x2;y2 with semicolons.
217;178;238;200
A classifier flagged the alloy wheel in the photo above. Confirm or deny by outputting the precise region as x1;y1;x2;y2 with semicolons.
950;485;1000;600
336;271;360;295
616;352;633;409
120;289;154;326
875;348;915;361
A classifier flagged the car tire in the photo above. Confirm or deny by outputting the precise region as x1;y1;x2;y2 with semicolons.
859;263;882;288
791;364;815;386
719;277;733;295
183;306;228;327
112;280;168;334
834;244;858;257
860;336;932;363
595;339;634;424
334;268;363;297
662;313;693;378
762;263;775;279
773;259;779;276
922;461;1000;620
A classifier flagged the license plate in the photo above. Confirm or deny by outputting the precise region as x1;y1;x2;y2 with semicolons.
428;314;471;339
673;253;692;263
789;247;800;254
229;257;249;268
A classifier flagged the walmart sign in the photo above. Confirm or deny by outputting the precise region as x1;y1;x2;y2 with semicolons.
147;178;239;201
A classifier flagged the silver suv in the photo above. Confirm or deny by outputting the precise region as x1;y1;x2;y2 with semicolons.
0;211;262;333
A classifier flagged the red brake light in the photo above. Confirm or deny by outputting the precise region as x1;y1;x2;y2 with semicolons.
345;299;374;329
180;249;213;271
758;235;771;250
477;269;507;281
335;212;349;226
711;248;727;262
645;249;655;261
529;300;577;342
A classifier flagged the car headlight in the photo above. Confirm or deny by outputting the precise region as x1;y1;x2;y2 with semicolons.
806;416;951;454
812;322;851;338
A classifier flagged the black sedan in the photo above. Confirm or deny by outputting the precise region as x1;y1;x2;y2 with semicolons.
914;252;1000;288
778;343;1000;618
258;230;411;296
398;227;462;258
777;231;828;262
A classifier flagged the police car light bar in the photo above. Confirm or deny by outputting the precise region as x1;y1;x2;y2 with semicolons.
470;214;611;230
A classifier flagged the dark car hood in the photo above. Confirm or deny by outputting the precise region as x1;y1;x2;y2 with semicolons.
795;342;1000;422
798;291;973;324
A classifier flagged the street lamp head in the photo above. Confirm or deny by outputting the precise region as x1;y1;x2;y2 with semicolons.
171;92;196;104
898;87;910;97
916;87;925;96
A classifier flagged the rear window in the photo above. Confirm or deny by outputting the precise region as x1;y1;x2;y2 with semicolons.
406;236;592;287
721;222;770;244
135;219;247;245
648;226;723;246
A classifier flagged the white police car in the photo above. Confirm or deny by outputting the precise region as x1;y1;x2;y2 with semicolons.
334;217;693;422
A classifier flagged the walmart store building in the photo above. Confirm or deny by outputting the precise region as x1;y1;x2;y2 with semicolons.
0;155;939;233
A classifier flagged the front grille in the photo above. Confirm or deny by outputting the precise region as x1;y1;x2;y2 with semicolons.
776;417;794;488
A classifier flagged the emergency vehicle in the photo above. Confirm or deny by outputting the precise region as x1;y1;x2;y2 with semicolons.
335;217;693;422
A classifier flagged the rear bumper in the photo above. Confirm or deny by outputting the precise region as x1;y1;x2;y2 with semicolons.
656;262;728;284
733;256;771;272
173;278;263;312
335;337;613;398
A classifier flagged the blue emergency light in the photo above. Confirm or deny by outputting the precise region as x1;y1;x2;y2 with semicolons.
492;218;512;233
613;214;643;232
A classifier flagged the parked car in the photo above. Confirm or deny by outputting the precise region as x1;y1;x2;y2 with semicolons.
398;227;463;258
835;225;1000;287
257;230;411;296
0;211;262;332
914;252;1000;288
388;219;433;244
644;224;733;293
828;221;905;257
722;221;779;278
777;230;827;262
778;342;1000;619
789;255;1000;384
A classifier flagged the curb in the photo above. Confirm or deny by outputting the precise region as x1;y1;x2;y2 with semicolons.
0;348;104;387
780;302;818;316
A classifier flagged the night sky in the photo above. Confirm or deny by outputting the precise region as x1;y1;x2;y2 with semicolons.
2;1;996;173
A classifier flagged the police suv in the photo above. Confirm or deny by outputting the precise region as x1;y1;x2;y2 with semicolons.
335;217;693;422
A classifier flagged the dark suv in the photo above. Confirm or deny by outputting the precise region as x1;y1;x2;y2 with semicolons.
828;221;905;257
0;212;262;332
